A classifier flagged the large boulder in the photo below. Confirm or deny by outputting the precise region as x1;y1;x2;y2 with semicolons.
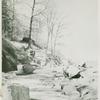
16;64;36;75
23;64;35;74
2;38;18;72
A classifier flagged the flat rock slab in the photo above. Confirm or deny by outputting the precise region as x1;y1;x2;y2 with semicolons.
10;84;30;100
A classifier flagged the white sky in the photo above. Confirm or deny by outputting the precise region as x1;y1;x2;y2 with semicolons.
53;0;98;62
15;0;98;62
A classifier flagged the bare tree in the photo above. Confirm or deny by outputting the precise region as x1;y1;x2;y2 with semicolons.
45;10;56;54
24;0;47;49
53;21;64;55
45;9;65;56
27;0;36;49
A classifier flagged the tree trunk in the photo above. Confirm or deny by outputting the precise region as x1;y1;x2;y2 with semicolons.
53;32;57;56
46;30;50;54
27;0;36;49
11;0;15;41
10;84;30;100
50;32;53;54
53;22;62;55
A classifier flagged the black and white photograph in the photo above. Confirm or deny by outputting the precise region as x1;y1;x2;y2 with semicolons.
1;0;98;100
